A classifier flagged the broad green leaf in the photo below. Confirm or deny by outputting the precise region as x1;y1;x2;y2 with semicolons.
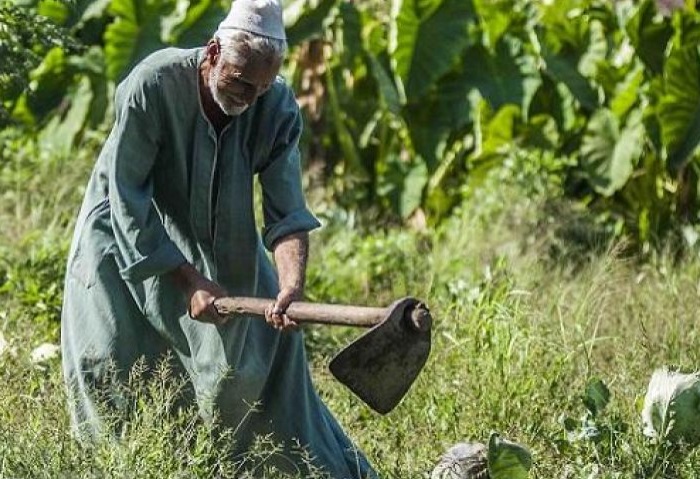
400;161;428;218
161;0;194;43
367;54;401;115
521;113;560;150
39;76;93;154
69;46;109;129
480;104;520;157
38;0;109;27
423;36;537;151
536;0;591;52
487;433;532;479
579;19;607;79
403;84;479;170
404;100;452;171
582;377;612;416
390;0;476;101
459;41;528;111
165;0;227;47
660;45;700;172
104;0;171;81
625;0;673;74
528;75;576;133
472;0;512;49
37;0;67;23
610;65;644;118
325;65;365;179
25;47;74;120
81;0;111;23
673;11;700;49
543;50;599;112
285;0;337;48
580;108;644;196
332;1;363;66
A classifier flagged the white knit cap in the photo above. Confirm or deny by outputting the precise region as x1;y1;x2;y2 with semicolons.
217;0;286;41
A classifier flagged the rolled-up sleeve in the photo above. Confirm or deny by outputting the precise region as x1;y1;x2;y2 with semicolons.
257;92;321;251
108;66;186;282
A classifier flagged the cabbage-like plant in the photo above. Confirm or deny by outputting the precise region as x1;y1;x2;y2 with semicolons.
431;432;532;479
642;367;700;449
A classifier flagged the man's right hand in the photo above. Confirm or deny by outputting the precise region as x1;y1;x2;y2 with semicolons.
168;263;228;325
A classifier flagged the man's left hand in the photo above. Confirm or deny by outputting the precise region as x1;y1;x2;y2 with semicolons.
265;287;302;331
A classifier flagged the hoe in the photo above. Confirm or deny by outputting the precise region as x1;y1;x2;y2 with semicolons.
214;296;432;414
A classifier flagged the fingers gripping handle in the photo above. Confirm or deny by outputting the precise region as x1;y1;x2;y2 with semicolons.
214;297;387;327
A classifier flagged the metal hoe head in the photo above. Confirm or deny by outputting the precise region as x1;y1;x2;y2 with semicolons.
329;297;432;414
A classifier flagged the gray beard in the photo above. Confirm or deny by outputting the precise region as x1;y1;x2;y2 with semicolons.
209;63;248;116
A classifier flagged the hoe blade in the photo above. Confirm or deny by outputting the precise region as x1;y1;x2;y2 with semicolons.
329;297;432;414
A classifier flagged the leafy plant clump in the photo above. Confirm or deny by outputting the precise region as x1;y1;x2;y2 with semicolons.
642;367;700;450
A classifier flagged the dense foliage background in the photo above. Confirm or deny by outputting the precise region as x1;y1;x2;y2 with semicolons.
3;0;700;477
3;0;700;247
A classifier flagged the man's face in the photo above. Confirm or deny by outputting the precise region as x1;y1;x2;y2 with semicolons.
209;45;281;116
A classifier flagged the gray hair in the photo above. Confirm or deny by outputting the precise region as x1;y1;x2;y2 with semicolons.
215;28;287;66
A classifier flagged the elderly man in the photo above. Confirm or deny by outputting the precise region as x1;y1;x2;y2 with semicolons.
60;0;376;477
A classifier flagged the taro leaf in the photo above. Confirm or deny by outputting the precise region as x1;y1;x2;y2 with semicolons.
529;74;573;133
404;100;452;172
659;45;700;173
37;0;69;24
460;40;531;111
367;54;401;116
580;108;644;196
582;377;611;416
24;47;74;120
487;433;532;479
479;104;521;157
67;46;108;129
579;19;608;79
610;65;644;118
543;49;599;113
104;0;171;81
395;1;519;170
163;0;227;47
38;76;93;154
390;0;476;101
466;103;521;190
536;0;589;51
674;12;700;49
81;0;111;24
38;0;109;28
333;1;363;66
472;0;512;49
325;65;365;178
402;54;483;171
285;0;337;48
400;161;428;218
625;0;673;75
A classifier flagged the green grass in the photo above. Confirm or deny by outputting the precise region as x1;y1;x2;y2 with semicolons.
2;136;700;477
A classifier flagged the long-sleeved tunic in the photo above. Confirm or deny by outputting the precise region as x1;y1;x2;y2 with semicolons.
61;47;375;479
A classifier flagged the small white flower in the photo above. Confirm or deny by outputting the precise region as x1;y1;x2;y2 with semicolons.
30;343;60;364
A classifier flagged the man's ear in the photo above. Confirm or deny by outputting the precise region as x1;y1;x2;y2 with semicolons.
206;39;220;66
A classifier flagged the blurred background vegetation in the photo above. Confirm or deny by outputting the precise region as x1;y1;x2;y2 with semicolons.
2;0;700;251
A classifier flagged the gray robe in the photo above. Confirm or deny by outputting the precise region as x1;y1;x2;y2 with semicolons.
61;47;375;479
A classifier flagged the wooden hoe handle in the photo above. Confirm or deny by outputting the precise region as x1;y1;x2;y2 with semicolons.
213;296;387;327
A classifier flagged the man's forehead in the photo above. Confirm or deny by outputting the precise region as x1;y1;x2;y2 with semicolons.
220;56;279;85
